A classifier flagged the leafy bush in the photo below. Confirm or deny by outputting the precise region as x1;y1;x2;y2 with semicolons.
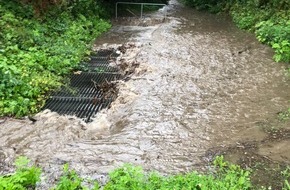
53;164;85;190
104;156;251;190
52;163;99;190
0;1;110;117
3;156;290;189
104;164;147;190
0;156;252;189
255;11;290;62
0;156;41;189
230;5;270;30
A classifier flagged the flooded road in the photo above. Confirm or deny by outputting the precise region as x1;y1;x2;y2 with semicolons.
0;0;289;188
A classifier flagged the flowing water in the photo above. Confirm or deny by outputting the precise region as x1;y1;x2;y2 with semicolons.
0;0;289;188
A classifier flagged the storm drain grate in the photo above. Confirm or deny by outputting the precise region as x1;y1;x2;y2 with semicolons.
42;49;121;122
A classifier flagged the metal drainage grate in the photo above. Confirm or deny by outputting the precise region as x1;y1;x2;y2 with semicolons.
42;49;121;122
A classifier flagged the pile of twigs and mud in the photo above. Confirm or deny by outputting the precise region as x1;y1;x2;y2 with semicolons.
104;43;141;77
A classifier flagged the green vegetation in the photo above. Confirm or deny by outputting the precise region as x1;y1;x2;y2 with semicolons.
2;156;290;189
0;156;255;190
0;0;110;117
104;157;251;190
183;0;290;64
52;163;99;190
0;157;41;189
278;107;290;121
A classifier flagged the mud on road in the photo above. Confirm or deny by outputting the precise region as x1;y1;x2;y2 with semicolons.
0;0;290;188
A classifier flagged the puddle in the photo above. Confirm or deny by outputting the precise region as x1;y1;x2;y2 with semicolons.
0;0;289;189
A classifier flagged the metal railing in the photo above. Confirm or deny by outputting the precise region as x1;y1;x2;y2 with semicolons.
115;2;166;19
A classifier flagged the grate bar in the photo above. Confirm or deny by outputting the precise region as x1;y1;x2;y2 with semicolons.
42;49;122;122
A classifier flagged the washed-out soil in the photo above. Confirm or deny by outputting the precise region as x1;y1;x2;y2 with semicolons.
206;117;290;189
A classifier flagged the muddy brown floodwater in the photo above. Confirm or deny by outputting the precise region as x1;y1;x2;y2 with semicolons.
0;0;290;189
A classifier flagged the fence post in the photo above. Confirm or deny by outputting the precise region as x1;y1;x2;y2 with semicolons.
115;3;118;18
141;3;144;18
